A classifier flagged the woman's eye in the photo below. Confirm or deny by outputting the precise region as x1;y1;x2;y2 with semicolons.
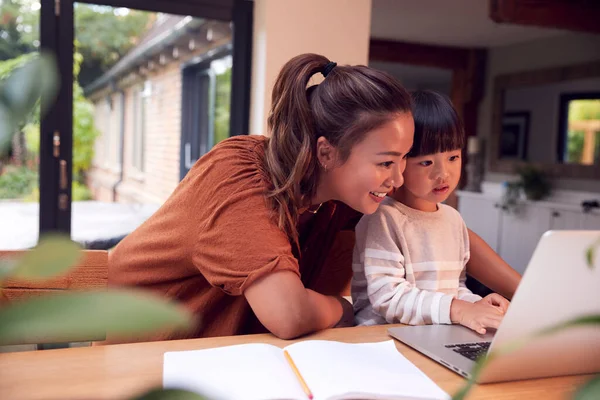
419;160;432;167
379;161;394;168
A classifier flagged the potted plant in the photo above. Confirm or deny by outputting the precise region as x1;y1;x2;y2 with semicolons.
516;164;552;201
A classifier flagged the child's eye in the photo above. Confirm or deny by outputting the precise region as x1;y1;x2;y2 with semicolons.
419;160;432;167
449;155;461;162
379;161;394;168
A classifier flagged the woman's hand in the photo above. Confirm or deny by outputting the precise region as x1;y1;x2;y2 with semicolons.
450;298;504;335
477;293;510;314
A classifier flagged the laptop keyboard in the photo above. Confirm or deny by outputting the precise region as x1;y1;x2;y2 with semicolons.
445;342;491;361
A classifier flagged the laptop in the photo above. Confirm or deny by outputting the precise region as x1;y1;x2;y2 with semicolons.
388;230;600;383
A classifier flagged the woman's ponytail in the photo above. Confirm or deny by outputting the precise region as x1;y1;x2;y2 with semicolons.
264;53;330;246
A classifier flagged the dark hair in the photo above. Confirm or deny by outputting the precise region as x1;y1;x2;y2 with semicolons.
264;53;412;245
408;90;465;157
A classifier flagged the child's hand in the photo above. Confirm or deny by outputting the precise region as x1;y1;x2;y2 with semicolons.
450;299;504;335
477;293;510;314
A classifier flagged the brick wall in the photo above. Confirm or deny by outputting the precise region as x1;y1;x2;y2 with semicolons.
88;25;231;206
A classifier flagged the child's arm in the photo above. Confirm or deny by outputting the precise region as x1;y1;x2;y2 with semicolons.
359;212;454;326
466;229;521;299
457;223;482;303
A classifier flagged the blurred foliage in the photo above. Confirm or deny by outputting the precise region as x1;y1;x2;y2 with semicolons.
1;1;154;87
0;53;36;79
565;100;600;165
214;64;232;144
21;181;92;202
6;235;82;279
0;235;195;346
0;15;205;400
515;164;552;201
0;0;37;61
452;314;600;400
453;245;600;400
72;180;92;201
574;376;600;400
587;237;600;270
22;47;99;180
1;48;98;199
74;4;155;87
0;52;58;152
567;130;585;163
569;99;600;122
0;165;36;199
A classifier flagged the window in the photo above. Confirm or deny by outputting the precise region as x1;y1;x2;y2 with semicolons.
102;97;112;168
132;81;149;173
212;55;232;146
180;52;232;179
559;93;600;166
109;93;122;170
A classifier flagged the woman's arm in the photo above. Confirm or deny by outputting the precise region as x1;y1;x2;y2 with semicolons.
467;229;521;299
244;271;351;339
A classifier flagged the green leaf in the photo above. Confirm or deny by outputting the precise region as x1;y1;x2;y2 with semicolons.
452;351;497;400
1;52;59;122
7;234;83;280
574;376;600;400
538;314;600;337
0;260;16;279
0;104;15;152
586;236;600;269
0;290;194;345
0;52;59;155
134;388;207;400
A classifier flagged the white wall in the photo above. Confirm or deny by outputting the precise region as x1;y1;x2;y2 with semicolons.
249;0;372;136
504;77;600;164
478;32;600;192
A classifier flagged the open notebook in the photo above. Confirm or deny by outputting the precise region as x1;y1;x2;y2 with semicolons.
163;340;449;400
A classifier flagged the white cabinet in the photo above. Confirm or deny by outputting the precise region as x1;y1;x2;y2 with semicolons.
499;206;551;274
580;212;600;230
550;209;585;230
458;196;502;252
457;191;600;275
550;209;600;230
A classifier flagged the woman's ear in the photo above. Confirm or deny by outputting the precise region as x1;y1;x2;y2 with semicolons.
316;136;338;171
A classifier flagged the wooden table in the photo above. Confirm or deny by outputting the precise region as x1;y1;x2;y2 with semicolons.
0;324;592;400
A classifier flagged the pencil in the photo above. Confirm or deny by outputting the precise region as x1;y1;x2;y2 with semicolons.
283;350;314;400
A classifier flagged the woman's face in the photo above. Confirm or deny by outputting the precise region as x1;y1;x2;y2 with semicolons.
325;113;414;215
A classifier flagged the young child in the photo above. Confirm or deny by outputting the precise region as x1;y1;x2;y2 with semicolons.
351;90;509;335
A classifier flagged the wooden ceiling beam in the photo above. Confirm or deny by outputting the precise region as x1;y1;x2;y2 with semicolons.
369;39;473;70
490;0;600;34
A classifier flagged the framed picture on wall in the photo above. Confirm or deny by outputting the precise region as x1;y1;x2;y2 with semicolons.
499;111;530;160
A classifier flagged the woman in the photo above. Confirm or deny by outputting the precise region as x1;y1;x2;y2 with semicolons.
109;53;520;341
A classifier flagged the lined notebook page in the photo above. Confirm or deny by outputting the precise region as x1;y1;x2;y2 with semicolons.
286;340;449;400
163;343;303;400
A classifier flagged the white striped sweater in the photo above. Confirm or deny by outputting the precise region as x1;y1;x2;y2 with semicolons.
351;197;481;326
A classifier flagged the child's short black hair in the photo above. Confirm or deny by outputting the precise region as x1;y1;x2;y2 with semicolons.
408;90;465;157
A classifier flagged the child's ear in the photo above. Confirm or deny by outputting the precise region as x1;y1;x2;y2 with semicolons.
316;136;338;170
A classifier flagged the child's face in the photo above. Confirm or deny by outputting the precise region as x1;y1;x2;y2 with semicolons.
325;113;414;215
399;149;462;211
